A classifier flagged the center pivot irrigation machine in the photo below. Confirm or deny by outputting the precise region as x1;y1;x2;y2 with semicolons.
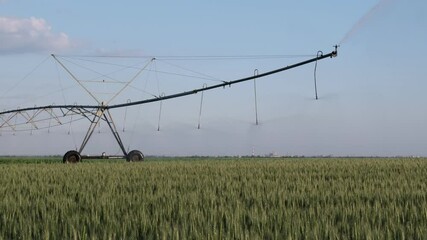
0;46;338;163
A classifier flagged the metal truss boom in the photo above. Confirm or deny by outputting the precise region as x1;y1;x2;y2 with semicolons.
0;46;338;161
0;47;337;117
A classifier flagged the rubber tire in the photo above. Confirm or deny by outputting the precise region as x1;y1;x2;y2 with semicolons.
63;150;82;164
127;150;144;162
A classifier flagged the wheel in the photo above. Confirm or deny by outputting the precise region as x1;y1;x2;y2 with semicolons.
127;150;144;162
63;150;81;163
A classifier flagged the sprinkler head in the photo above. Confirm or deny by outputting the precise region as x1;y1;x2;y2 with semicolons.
332;45;339;57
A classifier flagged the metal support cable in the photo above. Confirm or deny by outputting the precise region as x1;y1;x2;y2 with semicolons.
0;55;50;99
155;59;224;83
106;58;155;105
314;51;323;100
108;49;337;110
198;84;207;129
122;99;131;132
47;107;53;134
52;54;101;104
157;93;165;131
253;69;259;125
0;49;338;118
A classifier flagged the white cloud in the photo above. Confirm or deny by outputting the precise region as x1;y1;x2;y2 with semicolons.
0;16;74;53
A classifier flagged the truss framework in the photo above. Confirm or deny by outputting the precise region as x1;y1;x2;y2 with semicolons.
0;47;338;162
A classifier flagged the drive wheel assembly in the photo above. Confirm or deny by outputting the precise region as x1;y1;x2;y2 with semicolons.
126;150;144;162
63;150;81;163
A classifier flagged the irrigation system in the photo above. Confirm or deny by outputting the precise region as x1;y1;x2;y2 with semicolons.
0;46;338;163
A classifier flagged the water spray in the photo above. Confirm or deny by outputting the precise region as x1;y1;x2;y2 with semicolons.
339;0;393;45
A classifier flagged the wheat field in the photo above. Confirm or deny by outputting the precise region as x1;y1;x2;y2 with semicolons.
0;157;426;239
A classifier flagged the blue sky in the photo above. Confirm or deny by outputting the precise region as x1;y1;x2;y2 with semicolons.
1;0;427;156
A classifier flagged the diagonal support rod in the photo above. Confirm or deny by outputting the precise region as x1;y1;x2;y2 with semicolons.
79;110;104;153
103;109;128;156
106;58;155;105
51;54;102;105
78;107;128;156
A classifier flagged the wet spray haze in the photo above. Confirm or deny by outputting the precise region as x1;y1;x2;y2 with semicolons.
340;0;394;45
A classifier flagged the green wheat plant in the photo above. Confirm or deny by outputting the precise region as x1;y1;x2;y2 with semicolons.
0;157;426;239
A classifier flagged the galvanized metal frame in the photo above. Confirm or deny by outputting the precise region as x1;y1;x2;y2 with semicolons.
0;46;338;159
